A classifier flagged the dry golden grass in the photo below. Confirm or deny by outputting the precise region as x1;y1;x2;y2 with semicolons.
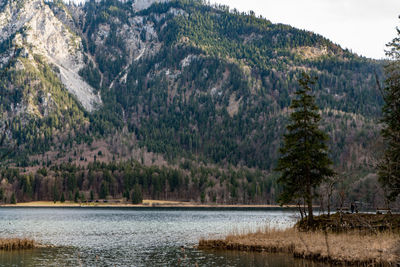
199;226;400;265
4;200;296;208
0;238;36;250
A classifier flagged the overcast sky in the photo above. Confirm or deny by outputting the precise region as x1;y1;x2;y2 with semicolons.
210;0;400;59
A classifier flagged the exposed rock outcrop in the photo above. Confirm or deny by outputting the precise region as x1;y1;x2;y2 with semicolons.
132;0;169;11
0;0;101;112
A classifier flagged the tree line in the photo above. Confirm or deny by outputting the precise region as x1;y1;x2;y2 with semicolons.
276;22;400;224
0;160;278;205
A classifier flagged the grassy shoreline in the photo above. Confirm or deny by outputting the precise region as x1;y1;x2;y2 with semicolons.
0;238;37;250
199;214;400;266
0;200;297;208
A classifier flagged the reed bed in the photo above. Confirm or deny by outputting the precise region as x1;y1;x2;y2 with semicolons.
199;225;400;265
0;238;36;250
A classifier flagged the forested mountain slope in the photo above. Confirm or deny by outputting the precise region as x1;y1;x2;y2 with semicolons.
0;0;385;205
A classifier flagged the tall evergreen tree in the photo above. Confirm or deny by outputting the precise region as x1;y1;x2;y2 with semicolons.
276;73;334;225
378;25;400;201
132;184;143;204
53;180;59;203
10;192;16;204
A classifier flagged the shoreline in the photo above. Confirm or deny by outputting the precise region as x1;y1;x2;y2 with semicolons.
0;238;36;250
0;200;298;209
199;237;397;266
198;214;400;266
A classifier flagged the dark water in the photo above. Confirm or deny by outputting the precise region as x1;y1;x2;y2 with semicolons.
0;208;328;266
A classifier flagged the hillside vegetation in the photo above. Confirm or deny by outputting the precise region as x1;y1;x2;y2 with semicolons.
0;0;387;205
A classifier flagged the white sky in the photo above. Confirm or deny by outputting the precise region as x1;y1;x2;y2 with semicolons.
210;0;400;59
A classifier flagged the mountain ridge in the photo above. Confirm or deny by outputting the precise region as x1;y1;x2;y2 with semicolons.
0;0;387;205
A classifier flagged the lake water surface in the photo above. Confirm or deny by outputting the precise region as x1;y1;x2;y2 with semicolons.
0;208;328;266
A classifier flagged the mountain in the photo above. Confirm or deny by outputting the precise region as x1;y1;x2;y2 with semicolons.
0;0;386;205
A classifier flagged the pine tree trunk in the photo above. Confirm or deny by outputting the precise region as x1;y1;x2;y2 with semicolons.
306;183;313;225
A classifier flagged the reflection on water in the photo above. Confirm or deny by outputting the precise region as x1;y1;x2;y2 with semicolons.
0;248;80;267
203;251;329;267
0;248;329;267
0;208;327;266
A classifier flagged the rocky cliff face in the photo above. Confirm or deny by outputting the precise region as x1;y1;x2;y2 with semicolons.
132;0;169;11
0;0;101;112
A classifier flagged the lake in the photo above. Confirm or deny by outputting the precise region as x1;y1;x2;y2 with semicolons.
0;208;328;266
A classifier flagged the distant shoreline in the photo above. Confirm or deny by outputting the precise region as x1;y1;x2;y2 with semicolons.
0;200;298;209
